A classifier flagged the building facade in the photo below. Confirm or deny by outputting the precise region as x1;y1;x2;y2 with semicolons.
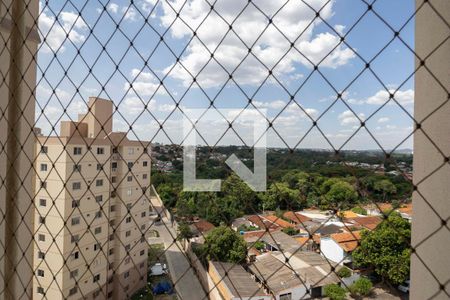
33;97;151;299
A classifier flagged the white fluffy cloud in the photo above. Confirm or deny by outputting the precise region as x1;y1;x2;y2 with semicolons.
366;89;414;106
124;69;166;96
107;3;119;14
338;110;365;125
159;0;354;88
39;5;87;53
377;117;390;123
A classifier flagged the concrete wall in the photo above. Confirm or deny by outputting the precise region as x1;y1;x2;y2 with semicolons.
411;1;450;299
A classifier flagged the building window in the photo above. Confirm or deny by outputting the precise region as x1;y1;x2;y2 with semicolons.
40;181;47;188
95;211;102;219
96;163;103;171
124;271;130;278
127;188;132;196
71;217;80;226
39;216;45;224
72;200;80;208
72;182;81;190
127;162;133;170
110;205;116;212
41;146;48;153
111;176;117;183
70;269;78;278
128;148;134;155
126;216;131;223
37;287;44;294
125;244;131;251
140;249;145;256
143;161;148;167
97;147;104;155
73;147;82;155
96;179;103;187
95;195;103;203
72;251;79;260
143;174;148;179
141;224;146;230
109;248;114;256
141;211;146;218
127;176;132;182
125;230;131;237
38;234;45;242
94;243;101;251
39;199;46;207
111;162;117;170
40;163;48;171
38;251;45;259
69;287;78;296
109;234;114;241
112;147;118;154
125;257;131;265
73;164;81;172
71;235;79;243
37;269;44;277
94;226;102;234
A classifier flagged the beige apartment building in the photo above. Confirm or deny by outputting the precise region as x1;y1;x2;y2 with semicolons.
33;97;151;299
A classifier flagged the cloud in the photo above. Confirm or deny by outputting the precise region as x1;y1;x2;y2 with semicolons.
377;117;390;123
124;69;166;96
38;5;88;53
366;89;414;106
122;6;138;21
159;0;354;88
107;3;119;14
253;100;286;110
338;110;365;125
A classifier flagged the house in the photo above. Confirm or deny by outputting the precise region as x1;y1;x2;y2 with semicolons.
249;252;340;299
247;215;280;231
208;261;271;300
283;211;311;225
249;253;309;300
190;219;215;237
347;216;382;230
311;224;344;236
320;231;362;266
364;203;393;216
264;215;295;229
231;217;253;231
259;230;301;252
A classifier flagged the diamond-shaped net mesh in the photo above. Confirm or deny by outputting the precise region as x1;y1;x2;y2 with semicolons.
0;0;449;299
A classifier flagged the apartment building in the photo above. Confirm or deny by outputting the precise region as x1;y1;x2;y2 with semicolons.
33;97;151;299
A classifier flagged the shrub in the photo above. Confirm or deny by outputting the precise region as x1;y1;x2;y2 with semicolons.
324;284;346;300
336;266;352;278
349;277;373;297
351;206;367;215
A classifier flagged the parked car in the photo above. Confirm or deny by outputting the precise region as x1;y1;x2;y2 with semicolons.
398;280;410;293
150;263;167;276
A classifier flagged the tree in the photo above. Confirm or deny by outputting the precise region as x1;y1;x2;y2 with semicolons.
204;226;247;263
263;182;302;211
177;222;193;241
324;284;346;300
321;179;358;209
222;174;257;214
373;179;397;201
352;212;411;285
349;277;372;297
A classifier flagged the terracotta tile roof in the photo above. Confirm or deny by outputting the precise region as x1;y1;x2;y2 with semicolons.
337;210;359;219
264;215;295;229
331;231;362;252
398;203;413;215
377;203;393;212
349;216;382;230
283;211;311;224
247;215;280;230
192;219;215;234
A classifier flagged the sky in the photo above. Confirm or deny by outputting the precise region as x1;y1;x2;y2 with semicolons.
35;0;416;151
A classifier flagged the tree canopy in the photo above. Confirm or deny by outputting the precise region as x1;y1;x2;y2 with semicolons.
352;212;411;285
203;226;247;263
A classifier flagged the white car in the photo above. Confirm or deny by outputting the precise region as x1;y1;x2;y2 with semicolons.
398;280;410;293
150;263;168;276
